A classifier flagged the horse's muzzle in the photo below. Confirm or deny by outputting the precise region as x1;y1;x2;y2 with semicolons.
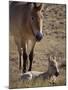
36;32;43;41
55;71;59;77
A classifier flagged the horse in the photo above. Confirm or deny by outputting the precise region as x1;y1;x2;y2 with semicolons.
9;1;44;73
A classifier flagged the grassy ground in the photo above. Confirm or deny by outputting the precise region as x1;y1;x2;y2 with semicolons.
9;3;66;89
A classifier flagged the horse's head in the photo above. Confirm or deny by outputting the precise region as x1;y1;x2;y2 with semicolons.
28;3;44;41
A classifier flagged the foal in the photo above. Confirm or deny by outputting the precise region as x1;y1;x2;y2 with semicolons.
21;55;59;82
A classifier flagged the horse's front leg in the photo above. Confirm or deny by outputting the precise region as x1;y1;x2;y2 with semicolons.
19;51;21;70
28;48;34;71
17;46;22;70
28;40;36;71
23;47;27;73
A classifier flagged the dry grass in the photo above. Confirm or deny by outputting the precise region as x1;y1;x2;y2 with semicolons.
9;3;66;89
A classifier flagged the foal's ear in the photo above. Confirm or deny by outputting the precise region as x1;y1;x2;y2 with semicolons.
48;55;56;62
52;56;57;61
33;3;43;11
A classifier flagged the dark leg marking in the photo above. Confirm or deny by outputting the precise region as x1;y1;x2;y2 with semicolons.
19;52;21;70
28;49;34;71
23;48;27;73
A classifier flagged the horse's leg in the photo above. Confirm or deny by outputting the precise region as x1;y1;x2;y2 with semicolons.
15;40;22;70
17;45;21;70
23;47;27;73
28;48;34;71
28;41;36;71
19;51;21;70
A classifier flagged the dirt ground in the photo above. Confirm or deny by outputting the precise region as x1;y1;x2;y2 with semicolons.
9;3;66;89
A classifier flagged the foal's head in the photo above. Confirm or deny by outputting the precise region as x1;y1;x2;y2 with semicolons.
48;56;59;77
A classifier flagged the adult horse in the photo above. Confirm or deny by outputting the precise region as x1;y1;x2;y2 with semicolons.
10;1;44;73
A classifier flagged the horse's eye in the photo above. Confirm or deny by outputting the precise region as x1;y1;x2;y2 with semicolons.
32;16;34;20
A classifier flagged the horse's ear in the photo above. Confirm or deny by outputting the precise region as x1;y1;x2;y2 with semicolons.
33;3;43;11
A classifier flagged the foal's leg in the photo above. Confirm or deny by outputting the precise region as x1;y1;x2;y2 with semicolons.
28;49;34;71
23;48;27;73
